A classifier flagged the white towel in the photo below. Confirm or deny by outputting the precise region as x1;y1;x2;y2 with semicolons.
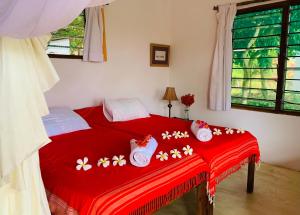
130;136;158;167
191;121;213;142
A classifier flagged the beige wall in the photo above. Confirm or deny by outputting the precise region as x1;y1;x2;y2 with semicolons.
170;0;300;170
46;0;172;115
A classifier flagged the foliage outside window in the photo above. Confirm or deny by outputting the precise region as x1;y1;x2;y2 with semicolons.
47;12;85;58
232;3;300;115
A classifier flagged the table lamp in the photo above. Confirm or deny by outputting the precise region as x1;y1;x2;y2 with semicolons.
162;87;178;118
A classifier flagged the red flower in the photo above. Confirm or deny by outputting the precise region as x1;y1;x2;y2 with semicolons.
136;135;152;147
196;120;209;129
181;94;195;107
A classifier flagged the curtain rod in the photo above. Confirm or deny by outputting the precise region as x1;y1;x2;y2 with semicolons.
213;0;277;10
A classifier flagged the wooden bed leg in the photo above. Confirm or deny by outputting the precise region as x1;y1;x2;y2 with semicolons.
208;202;213;215
247;155;256;193
196;183;213;215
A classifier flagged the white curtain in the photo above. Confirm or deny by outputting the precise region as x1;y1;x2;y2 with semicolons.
0;0;115;38
0;36;59;214
0;154;50;215
0;36;59;181
0;1;116;214
209;4;237;111
83;6;105;62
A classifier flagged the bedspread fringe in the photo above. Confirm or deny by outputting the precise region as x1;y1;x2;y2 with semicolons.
130;172;207;215
207;154;260;204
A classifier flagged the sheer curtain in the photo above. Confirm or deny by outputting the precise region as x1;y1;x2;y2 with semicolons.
209;4;237;111
0;1;116;214
0;36;59;215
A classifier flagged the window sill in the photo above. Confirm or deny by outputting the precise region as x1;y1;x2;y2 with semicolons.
232;104;300;117
48;54;83;59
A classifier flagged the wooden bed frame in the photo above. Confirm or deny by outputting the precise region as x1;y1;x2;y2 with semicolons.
197;155;256;215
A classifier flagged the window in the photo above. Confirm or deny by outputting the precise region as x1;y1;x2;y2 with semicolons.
232;2;300;115
47;12;85;58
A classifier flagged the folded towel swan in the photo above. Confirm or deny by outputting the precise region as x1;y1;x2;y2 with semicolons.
191;120;213;142
130;135;158;167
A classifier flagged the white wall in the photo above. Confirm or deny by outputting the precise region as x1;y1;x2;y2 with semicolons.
46;0;172;115
170;0;300;170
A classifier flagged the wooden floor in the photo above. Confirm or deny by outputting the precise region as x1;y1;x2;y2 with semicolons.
155;163;300;215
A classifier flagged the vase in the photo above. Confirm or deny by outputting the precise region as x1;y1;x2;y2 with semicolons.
184;106;190;120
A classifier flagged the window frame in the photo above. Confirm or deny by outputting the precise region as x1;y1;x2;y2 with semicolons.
48;11;86;59
232;0;300;117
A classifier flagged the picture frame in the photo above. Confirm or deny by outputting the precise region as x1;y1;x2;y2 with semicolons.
150;43;170;67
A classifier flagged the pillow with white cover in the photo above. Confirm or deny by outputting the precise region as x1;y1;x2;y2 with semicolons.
103;98;150;122
42;107;90;137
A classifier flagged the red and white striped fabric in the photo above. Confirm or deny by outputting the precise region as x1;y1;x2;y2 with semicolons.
39;128;209;215
75;106;260;200
204;131;260;199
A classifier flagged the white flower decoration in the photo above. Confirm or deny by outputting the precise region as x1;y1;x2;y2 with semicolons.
162;131;172;140
172;131;182;139
183;145;193;156
97;157;110;168
213;128;222;136
156;151;169;161
181;131;190;138
112;155;126;166
237;129;245;134
225;128;234;135
170;149;182;159
76;157;92;171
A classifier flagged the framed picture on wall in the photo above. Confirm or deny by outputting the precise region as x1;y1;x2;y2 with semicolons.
150;43;170;67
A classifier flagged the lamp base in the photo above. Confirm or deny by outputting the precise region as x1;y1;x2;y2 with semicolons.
168;102;172;118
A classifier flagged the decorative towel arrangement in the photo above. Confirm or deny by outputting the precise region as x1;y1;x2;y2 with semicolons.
130;135;158;167
191;120;213;142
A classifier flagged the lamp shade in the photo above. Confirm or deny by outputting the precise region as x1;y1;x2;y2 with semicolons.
162;87;178;101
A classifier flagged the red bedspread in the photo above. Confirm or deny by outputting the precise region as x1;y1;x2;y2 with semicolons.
75;106;260;198
39;127;208;215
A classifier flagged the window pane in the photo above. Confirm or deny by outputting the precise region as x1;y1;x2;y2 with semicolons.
233;36;281;49
235;9;282;20
290;5;300;21
288;34;300;46
289;21;300;34
232;79;277;90
47;12;85;56
284;103;300;111
233;59;278;68
288;46;300;56
232;8;282;110
233;26;282;38
284;92;300;103
232;97;275;108
232;88;276;100
285;80;300;91
232;68;278;78
233;49;280;58
283;5;300;112
233;17;282;29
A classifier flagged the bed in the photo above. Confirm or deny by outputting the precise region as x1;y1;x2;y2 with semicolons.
75;106;260;199
39;126;209;215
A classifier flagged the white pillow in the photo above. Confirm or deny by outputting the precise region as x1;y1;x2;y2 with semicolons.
103;98;150;122
42;107;90;137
